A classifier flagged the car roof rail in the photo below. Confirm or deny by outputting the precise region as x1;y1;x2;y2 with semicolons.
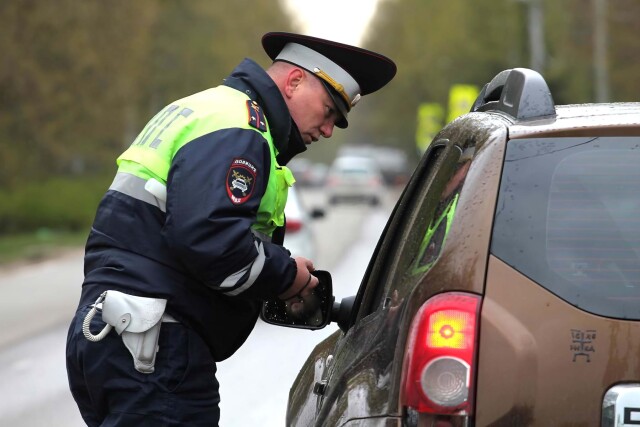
470;68;556;120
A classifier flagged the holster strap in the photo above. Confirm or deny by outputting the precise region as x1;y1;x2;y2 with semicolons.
92;291;172;374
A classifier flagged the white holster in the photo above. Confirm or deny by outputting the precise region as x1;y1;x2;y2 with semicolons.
83;290;173;374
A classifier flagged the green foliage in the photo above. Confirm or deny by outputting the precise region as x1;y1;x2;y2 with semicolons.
0;1;293;191
358;0;640;158
0;230;86;266
142;0;293;112
0;0;294;233
0;175;111;234
0;1;156;187
351;0;524;157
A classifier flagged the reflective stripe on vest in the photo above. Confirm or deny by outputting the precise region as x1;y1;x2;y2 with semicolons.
109;172;274;245
219;240;266;296
109;173;166;212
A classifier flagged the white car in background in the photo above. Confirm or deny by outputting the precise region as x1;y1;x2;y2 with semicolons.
287;158;328;187
325;155;384;206
338;144;411;186
283;186;324;260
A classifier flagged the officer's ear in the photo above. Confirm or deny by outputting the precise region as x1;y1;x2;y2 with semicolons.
284;67;305;99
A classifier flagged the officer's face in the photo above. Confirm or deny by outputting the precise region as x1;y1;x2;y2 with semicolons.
289;71;339;145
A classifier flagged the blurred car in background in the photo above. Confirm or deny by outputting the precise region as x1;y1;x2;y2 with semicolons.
325;155;384;206
308;163;328;187
287;158;328;187
338;144;411;186
283;186;324;260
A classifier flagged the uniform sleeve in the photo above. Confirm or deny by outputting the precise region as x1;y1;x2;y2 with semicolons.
163;126;296;300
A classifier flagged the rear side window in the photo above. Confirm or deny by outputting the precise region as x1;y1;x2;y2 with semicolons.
492;137;640;320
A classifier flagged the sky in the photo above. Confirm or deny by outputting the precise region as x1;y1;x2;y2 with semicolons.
283;0;381;46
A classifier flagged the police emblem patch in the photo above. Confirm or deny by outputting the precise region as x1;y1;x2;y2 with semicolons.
246;100;267;132
226;158;257;205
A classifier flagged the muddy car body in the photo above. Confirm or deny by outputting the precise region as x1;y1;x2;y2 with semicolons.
265;68;640;427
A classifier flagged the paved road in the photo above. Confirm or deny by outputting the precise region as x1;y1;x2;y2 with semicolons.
0;249;84;351
0;249;86;425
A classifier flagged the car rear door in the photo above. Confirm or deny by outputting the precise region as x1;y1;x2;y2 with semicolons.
477;135;640;425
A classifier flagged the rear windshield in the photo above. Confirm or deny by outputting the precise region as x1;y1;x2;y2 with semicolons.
491;137;640;320
337;168;373;175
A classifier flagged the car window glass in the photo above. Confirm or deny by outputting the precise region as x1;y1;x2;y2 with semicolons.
492;136;640;319
353;144;446;318
411;157;471;275
361;143;469;315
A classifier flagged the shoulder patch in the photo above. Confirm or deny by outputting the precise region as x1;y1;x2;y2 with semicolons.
226;158;258;205
246;100;267;132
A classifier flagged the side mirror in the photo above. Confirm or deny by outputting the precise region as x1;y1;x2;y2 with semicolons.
332;295;355;333
310;207;325;219
260;270;334;330
260;270;358;332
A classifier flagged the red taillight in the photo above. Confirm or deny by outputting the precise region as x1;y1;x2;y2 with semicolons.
401;292;480;415
326;176;340;187
286;218;303;233
369;176;382;187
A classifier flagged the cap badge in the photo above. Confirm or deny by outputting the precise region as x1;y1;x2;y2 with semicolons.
313;67;352;110
351;93;361;107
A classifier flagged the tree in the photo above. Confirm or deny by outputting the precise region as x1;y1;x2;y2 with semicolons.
0;0;294;190
0;1;158;186
353;0;639;159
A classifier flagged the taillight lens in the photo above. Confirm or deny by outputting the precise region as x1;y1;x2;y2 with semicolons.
326;176;340;187
286;218;303;233
401;292;481;415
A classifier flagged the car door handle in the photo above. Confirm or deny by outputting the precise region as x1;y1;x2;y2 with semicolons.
313;380;327;396
313;355;333;396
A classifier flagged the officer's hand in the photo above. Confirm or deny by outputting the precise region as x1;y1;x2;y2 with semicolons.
278;257;318;301
278;257;320;321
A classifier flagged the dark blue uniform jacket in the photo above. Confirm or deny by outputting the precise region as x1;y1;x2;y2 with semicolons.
78;59;307;361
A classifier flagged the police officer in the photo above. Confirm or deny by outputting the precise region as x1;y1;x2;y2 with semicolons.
66;31;396;426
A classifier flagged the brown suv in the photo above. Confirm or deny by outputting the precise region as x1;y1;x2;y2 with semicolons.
262;68;640;426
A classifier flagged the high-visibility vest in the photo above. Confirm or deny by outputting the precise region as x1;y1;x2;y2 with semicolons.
115;85;294;238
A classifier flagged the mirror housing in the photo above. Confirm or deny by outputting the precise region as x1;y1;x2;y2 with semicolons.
332;296;355;333
260;270;357;332
310;207;325;219
260;270;334;330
